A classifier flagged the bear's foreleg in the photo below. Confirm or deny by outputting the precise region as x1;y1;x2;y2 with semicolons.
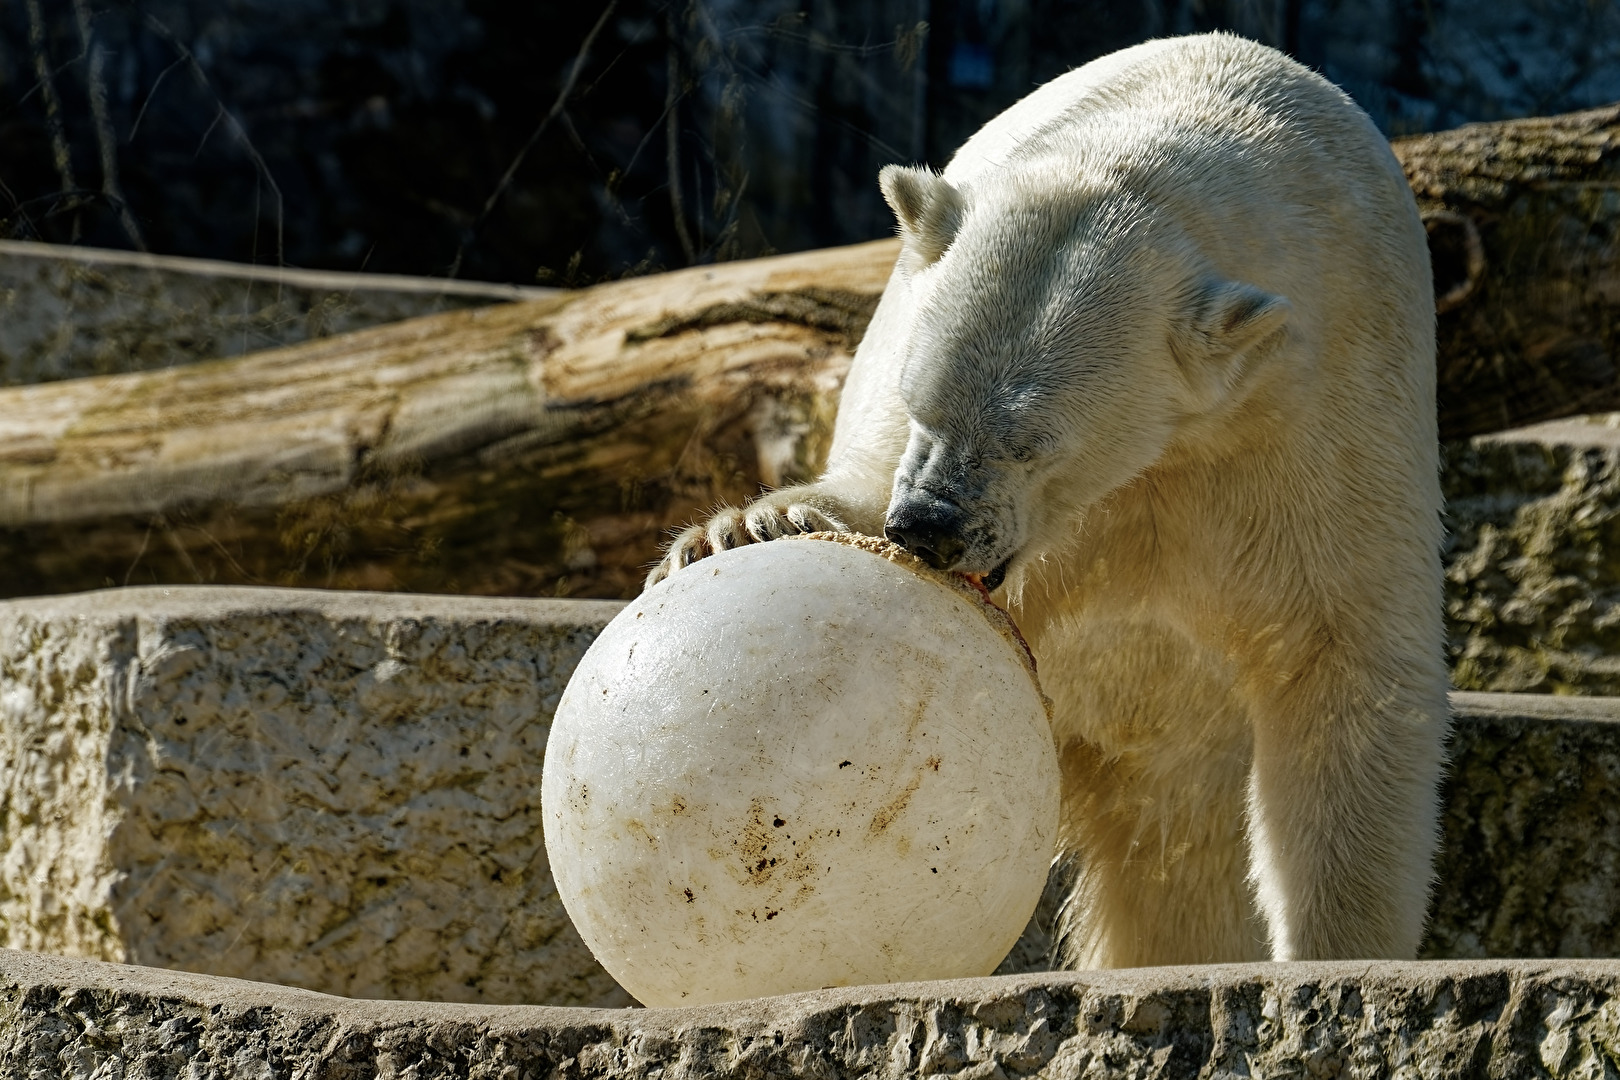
1245;662;1446;960
1037;621;1269;968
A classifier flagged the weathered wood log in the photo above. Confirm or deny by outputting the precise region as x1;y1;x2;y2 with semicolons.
0;103;1616;601
1392;103;1620;440
0;242;889;599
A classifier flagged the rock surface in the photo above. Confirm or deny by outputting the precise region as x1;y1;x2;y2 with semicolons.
1447;417;1620;694
1425;692;1620;962
0;587;629;1007
0;240;550;385
5;586;1620;1011
6;948;1620;1078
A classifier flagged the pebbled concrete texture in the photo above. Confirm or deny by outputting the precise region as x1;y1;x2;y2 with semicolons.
0;587;630;1008
8;585;1620;1011
1425;692;1620;962
0;240;551;385
6;949;1620;1078
1446;417;1620;695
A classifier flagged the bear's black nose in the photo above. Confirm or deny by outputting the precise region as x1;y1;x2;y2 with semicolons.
885;502;967;570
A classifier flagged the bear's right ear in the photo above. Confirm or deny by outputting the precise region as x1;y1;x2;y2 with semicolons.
880;165;963;267
1172;280;1291;411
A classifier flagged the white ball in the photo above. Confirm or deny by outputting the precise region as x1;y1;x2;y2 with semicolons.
541;534;1058;1007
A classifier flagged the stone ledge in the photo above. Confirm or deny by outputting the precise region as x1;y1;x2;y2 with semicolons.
0;586;629;1007
4;948;1620;1078
1426;690;1620;961
1446;416;1620;694
5;586;1620;1011
0;239;554;385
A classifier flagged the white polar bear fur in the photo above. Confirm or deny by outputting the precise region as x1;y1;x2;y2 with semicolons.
651;33;1445;965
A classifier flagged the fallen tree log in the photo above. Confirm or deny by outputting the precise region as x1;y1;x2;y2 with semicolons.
0;103;1616;601
0;242;888;599
1393;103;1620;439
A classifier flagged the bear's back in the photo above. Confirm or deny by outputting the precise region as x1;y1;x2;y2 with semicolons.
944;33;1398;213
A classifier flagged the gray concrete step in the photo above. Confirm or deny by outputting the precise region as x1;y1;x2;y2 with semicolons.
1;586;1617;1011
4;948;1618;1078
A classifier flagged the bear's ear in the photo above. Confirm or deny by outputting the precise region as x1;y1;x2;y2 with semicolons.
880;164;963;267
1173;280;1291;410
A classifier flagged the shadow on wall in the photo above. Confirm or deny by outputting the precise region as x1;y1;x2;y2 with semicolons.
0;0;1616;285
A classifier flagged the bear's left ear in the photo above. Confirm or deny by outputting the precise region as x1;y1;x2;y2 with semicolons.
880;164;963;267
1173;280;1291;410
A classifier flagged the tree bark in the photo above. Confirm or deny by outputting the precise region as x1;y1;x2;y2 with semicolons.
0;242;889;600
1392;103;1620;440
1;103;1617;601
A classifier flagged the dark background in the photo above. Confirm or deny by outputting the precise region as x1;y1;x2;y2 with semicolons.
2;0;1618;287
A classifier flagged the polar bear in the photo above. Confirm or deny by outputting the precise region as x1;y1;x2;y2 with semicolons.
648;33;1445;966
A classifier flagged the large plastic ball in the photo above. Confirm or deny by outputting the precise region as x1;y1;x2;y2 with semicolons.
541;534;1058;1006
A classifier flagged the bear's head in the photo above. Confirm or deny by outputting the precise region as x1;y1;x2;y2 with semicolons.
877;164;1290;590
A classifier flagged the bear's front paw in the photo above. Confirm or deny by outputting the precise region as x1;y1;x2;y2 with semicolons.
742;498;846;543
645;497;849;589
644;509;744;589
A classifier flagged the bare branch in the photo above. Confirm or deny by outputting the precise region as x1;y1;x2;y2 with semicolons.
139;14;285;268
73;0;146;251
448;0;620;279
128;56;185;143
665;14;697;266
23;0;80;240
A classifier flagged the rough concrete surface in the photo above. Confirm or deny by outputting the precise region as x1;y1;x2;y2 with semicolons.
9;586;1620;1013
0;587;630;1008
1446;417;1620;694
1425;692;1620;962
0;240;552;385
7;948;1620;1079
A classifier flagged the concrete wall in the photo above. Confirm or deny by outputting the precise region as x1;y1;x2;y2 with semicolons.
1447;419;1620;695
0;587;629;1007
0;240;551;385
3;585;1620;1009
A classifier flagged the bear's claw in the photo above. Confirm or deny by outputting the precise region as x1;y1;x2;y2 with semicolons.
705;508;751;552
746;501;843;541
645;499;849;590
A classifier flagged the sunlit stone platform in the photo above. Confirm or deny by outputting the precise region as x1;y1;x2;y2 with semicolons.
5;949;1619;1078
2;585;1619;1015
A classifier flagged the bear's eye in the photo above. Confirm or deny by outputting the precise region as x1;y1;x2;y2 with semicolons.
1012;447;1033;463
